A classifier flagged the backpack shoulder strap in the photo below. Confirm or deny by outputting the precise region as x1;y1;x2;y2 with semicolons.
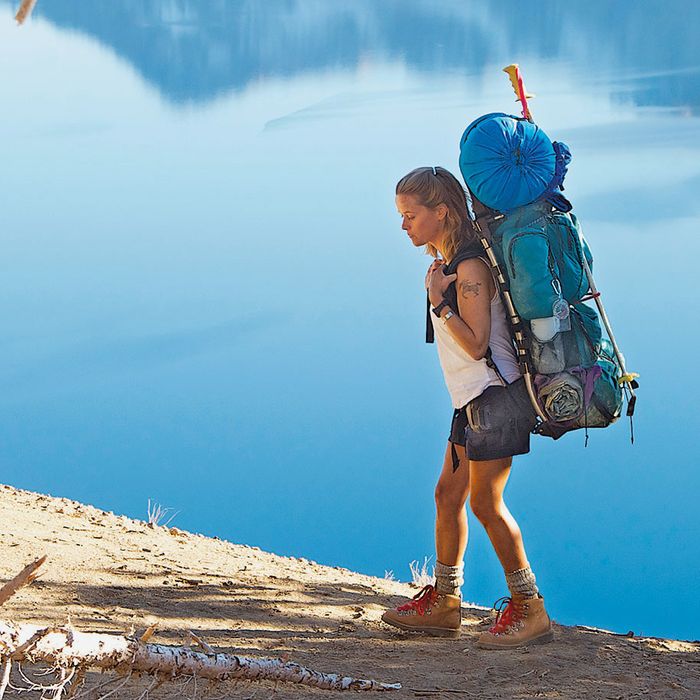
425;239;485;344
444;239;484;274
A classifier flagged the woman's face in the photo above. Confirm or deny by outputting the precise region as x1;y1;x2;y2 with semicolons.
396;193;446;249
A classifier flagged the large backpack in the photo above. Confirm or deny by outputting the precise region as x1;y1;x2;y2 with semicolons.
457;113;635;440
486;201;624;436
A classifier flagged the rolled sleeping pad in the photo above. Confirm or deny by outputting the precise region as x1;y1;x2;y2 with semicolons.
459;112;556;213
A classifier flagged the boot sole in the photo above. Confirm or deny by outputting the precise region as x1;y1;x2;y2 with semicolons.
476;629;554;650
381;614;461;639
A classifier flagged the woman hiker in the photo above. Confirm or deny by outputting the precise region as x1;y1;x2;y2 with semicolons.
381;166;554;648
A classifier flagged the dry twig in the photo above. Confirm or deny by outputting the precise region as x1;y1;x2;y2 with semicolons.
14;0;37;25
0;660;9;697
188;631;215;655
0;555;46;607
139;624;157;643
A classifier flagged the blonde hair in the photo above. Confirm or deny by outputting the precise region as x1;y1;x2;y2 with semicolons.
395;166;475;262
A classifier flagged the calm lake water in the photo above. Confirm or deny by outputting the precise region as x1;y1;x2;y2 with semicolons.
1;1;698;640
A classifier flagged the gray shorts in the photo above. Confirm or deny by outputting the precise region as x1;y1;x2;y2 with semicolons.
449;378;537;464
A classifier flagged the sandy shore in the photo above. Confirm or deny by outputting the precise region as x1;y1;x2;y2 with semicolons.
0;483;697;699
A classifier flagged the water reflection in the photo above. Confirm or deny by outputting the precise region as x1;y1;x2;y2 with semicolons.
6;0;699;110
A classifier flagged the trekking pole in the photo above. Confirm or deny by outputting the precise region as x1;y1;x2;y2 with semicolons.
577;243;639;416
473;221;548;423
503;64;534;123
467;65;545;422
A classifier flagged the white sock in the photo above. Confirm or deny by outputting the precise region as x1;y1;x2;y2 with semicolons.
506;565;539;598
435;560;464;596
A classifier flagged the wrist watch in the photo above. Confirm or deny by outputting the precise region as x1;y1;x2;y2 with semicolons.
431;298;452;317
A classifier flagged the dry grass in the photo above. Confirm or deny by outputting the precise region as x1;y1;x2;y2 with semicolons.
146;499;178;527
408;556;434;587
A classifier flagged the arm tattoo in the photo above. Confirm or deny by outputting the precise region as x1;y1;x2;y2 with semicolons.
460;280;482;299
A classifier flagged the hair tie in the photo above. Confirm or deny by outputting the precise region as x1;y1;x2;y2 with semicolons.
432;166;437;176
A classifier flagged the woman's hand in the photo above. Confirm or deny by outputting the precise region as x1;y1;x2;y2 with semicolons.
426;259;457;307
424;259;442;289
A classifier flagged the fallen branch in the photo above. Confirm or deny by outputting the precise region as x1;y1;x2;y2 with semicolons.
0;660;9;697
14;0;38;25
0;622;401;693
138;624;157;643
188;630;215;655
0;555;46;607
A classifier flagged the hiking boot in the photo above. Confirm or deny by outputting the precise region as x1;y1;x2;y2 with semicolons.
476;594;554;649
381;584;461;638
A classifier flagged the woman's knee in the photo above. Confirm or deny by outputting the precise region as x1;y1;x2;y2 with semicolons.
470;494;501;524
434;480;468;514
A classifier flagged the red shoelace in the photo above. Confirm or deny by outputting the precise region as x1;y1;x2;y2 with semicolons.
488;596;525;634
397;584;437;616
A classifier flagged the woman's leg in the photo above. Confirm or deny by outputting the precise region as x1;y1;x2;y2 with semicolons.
434;442;471;566
380;441;466;637
469;457;553;648
468;457;529;573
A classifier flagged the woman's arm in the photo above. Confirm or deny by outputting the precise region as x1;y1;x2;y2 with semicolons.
429;258;494;360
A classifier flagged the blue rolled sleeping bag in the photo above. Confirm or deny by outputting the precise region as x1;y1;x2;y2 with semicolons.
459;112;562;213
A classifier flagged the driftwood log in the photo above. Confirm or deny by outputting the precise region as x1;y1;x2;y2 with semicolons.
0;622;400;693
0;557;401;695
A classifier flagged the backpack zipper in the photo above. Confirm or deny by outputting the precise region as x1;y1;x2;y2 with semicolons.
549;211;588;299
506;230;548;279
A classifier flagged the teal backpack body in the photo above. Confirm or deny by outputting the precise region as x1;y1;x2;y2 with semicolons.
490;201;602;368
493;202;591;319
486;201;624;436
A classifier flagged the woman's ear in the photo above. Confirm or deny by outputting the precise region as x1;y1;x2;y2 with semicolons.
436;203;448;221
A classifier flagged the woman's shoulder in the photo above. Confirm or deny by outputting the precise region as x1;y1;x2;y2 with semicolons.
454;256;491;279
454;257;494;301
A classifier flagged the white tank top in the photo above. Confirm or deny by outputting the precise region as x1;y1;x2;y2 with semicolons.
431;271;522;409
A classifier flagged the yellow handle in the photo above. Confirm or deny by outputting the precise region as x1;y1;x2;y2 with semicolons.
618;372;640;386
502;64;535;120
503;64;521;98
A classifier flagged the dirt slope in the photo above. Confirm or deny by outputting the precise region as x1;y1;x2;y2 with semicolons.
0;484;697;699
